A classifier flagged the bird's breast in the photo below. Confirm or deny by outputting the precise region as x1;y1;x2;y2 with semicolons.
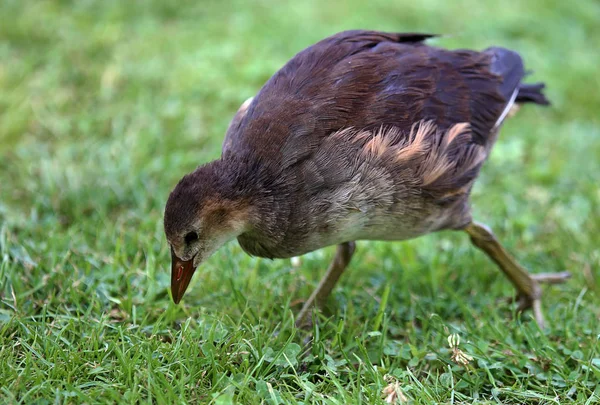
237;190;449;259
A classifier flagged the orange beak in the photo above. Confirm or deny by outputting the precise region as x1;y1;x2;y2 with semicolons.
170;248;197;304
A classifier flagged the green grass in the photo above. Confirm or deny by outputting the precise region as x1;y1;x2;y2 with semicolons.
1;0;599;403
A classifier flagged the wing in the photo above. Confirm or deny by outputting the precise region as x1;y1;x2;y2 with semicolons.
223;97;253;153
222;30;526;167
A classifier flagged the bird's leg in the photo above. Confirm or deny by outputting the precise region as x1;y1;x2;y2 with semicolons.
295;242;356;328
464;221;570;328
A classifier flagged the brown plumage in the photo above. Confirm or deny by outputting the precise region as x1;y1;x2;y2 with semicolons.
164;30;569;328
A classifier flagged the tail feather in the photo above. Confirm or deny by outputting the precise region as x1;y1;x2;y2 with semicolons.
485;47;551;107
516;82;550;105
485;47;550;128
485;47;525;103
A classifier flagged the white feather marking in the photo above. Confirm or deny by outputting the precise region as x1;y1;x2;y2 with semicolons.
493;86;519;130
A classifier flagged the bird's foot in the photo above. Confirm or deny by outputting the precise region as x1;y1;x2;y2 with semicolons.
513;271;571;328
293;242;356;329
294;310;314;330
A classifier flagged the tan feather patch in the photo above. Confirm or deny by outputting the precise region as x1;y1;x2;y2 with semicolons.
420;122;486;186
421;158;455;186
352;129;372;144
364;127;400;157
422;123;487;187
331;127;355;140
330;121;487;192
445;122;470;144
394;120;436;162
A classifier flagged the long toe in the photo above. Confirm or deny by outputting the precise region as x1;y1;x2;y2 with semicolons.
515;293;545;328
531;271;571;284
515;271;570;328
295;308;314;329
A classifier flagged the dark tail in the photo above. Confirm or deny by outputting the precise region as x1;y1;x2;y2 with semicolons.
516;82;550;106
485;47;551;107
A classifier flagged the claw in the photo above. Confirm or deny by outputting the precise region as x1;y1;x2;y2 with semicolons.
514;272;570;329
531;271;572;284
465;222;572;330
532;299;545;329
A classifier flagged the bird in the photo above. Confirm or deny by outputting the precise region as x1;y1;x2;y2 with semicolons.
163;30;570;329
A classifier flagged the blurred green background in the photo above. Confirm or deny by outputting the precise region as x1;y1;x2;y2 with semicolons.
1;0;599;403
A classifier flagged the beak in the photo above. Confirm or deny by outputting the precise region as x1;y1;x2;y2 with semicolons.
170;248;197;304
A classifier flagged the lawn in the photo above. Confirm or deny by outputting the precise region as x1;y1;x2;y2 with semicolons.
1;0;599;403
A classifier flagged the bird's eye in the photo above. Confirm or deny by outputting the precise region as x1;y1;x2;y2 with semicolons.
184;231;198;244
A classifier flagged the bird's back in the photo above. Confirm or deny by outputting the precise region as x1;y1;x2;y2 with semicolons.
223;31;531;162
227;31;549;258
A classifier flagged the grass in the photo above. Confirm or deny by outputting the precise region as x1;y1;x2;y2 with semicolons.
1;0;599;403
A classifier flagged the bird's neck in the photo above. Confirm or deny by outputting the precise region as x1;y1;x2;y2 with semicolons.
213;155;293;255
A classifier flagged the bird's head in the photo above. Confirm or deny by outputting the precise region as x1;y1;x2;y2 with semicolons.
164;161;253;304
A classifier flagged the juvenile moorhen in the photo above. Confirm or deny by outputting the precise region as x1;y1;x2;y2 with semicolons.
164;31;570;328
